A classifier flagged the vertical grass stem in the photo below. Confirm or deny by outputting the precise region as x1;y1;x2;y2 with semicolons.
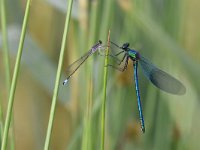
44;0;73;149
1;0;32;149
0;0;16;149
101;30;110;150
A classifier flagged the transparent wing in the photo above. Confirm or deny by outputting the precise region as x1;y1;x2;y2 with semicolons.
98;44;125;63
98;44;122;55
65;50;93;78
63;41;104;85
110;44;125;57
139;56;186;95
97;45;107;55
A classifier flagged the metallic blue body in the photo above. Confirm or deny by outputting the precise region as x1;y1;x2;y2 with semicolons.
133;61;145;133
128;49;145;132
107;41;185;133
125;48;185;133
128;49;138;61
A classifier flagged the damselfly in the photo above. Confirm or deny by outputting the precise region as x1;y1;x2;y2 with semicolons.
63;40;103;85
108;41;186;133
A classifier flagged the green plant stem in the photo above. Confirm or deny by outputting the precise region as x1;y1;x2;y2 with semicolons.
0;0;16;149
99;0;113;40
43;0;73;149
101;30;110;150
1;0;32;149
88;0;98;45
0;94;3;144
81;78;93;150
67;79;116;150
0;0;11;91
81;2;99;149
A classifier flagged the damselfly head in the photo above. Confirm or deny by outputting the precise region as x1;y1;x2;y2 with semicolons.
98;40;102;44
122;43;130;50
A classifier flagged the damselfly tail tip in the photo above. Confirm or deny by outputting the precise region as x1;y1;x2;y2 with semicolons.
63;79;68;85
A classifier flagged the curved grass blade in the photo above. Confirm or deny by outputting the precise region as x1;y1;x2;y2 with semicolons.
139;56;186;95
63;40;103;85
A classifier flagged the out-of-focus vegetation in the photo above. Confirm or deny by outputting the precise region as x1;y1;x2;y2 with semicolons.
0;0;200;149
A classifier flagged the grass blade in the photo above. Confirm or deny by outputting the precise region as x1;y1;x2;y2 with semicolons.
101;30;110;150
44;0;74;149
1;0;32;149
81;78;93;150
0;0;15;149
0;26;71;104
0;0;11;91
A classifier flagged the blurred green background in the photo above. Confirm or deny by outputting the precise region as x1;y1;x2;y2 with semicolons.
0;0;200;149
